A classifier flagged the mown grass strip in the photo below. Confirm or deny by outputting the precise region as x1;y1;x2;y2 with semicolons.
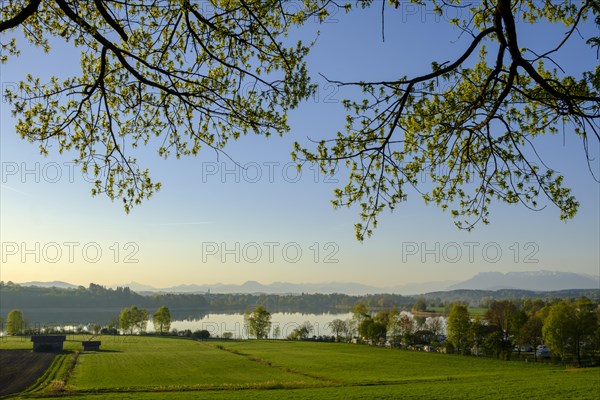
23;352;79;395
209;342;340;386
70;380;324;394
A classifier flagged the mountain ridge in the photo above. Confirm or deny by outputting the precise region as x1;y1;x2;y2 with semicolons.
19;280;78;289
12;270;598;295
448;270;598;291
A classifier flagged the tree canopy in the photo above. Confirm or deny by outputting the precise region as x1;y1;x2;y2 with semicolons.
1;0;327;209
6;309;25;335
153;305;171;335
446;302;471;354
119;305;149;334
542;297;598;364
2;0;598;239
244;305;272;339
295;0;600;239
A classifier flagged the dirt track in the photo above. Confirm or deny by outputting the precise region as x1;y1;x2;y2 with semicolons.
0;350;56;396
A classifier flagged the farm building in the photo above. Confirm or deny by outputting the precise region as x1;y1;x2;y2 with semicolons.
31;335;66;352
82;340;101;351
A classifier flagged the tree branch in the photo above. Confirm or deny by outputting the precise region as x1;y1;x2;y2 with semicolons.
0;0;41;32
94;0;129;42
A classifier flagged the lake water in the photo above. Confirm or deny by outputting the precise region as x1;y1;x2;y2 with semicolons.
171;312;353;339
3;309;353;338
5;309;446;338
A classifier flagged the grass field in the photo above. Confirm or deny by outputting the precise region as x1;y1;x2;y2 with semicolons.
0;336;597;399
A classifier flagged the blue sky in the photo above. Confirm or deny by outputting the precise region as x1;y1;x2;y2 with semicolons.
1;2;598;288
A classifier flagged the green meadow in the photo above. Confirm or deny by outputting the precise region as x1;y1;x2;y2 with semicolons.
1;336;597;399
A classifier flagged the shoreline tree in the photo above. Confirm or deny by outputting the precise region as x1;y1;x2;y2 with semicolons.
153;305;171;335
6;309;25;336
119;305;149;335
328;318;349;342
288;321;314;340
244;305;272;339
388;312;415;347
119;306;133;335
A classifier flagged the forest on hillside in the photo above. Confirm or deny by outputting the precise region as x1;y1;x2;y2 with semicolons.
1;282;598;316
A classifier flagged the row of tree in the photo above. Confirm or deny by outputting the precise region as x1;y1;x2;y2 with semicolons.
1;306;174;336
322;297;599;366
325;303;445;345
3;282;599;317
118;305;172;335
0;282;208;310
445;297;599;365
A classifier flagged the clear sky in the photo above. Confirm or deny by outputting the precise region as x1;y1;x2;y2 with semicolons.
1;2;598;289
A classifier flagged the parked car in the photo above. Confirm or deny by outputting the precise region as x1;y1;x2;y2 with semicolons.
536;345;551;358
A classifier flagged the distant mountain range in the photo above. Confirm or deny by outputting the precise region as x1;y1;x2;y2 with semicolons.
19;280;79;289
16;270;598;295
448;271;599;291
113;280;458;296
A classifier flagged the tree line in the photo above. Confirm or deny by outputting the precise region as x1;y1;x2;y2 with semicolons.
0;282;208;310
236;295;600;367
2;305;174;336
0;282;415;314
2;282;597;317
446;297;599;365
238;297;599;367
323;297;599;366
117;305;171;335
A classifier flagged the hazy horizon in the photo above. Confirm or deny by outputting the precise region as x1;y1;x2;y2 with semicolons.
9;269;599;295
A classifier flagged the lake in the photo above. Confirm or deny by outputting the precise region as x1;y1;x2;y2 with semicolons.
5;309;446;339
3;308;353;338
171;312;354;338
